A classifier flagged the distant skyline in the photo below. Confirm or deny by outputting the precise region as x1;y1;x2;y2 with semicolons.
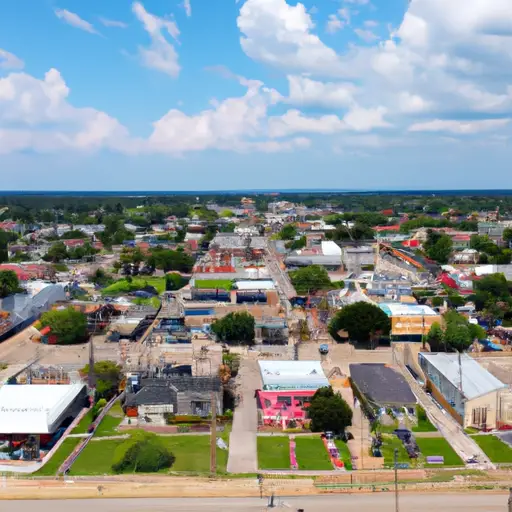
1;0;511;189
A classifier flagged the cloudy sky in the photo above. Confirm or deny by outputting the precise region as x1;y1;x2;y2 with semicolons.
0;0;511;190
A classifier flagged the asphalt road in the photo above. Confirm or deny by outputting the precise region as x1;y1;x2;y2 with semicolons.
1;493;509;512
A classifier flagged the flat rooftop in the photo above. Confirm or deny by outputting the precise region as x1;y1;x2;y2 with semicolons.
0;383;85;434
350;363;417;406
379;303;438;317
258;361;329;391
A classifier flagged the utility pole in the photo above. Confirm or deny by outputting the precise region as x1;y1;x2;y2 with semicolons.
394;448;399;512
508;487;512;512
210;389;217;476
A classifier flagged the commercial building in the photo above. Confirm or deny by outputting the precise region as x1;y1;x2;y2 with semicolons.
419;353;508;430
350;363;416;415
0;383;87;460
257;361;329;428
379;302;441;341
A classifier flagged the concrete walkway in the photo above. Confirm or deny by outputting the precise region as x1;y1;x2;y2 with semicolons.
227;359;260;473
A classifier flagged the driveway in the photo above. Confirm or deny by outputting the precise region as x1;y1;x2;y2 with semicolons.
227;358;261;473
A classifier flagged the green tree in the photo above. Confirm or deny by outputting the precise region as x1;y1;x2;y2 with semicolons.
285;236;307;251
146;248;194;273
40;308;88;345
60;229;87;240
289;265;331;294
45;241;68;262
81;360;122;399
112;431;175;473
165;272;187;291
91;268;113;287
211;312;255;345
329;302;391;344
279;224;297;240
426;322;445;351
0;270;21;298
503;227;512;245
306;386;353;434
220;209;235;218
424;230;453;263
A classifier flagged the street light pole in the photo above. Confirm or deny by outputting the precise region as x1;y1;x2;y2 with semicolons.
508;487;512;512
394;448;399;512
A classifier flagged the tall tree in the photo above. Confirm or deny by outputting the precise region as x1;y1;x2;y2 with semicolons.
211;312;255;345
289;265;332;294
40;308;88;345
307;386;353;434
0;270;21;298
329;302;391;344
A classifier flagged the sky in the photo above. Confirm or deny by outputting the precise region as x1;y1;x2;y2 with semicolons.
0;0;512;191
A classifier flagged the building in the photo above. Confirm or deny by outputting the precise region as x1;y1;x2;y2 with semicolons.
124;375;222;425
379;303;441;341
0;383;87;460
419;352;508;430
257;361;329;428
350;363;416;415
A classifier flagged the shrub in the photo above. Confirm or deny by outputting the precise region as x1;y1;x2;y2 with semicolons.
112;431;175;473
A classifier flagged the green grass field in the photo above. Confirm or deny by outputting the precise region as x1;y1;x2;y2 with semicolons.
473;435;512;463
412;406;437;432
294;437;332;470
416;437;463;466
102;277;166;296
70;434;229;475
35;438;81;476
334;440;353;470
71;410;94;434
194;279;233;291
380;434;411;468
257;436;290;470
94;414;123;437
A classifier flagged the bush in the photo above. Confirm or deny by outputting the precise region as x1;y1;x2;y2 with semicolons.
112;431;175;473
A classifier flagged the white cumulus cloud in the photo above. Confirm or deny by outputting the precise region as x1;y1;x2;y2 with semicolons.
408;119;510;134
0;49;24;70
132;2;181;78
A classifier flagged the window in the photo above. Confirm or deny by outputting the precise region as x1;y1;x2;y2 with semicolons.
277;396;292;406
294;396;309;406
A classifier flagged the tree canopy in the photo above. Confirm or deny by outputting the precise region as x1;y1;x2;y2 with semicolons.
146;248;194;273
211;311;255;345
278;224;298;240
307;386;353;434
81;360;122;399
112;431;175;473
40;307;88;345
289;265;332;294
0;270;21;298
329;302;391;344
423;229;453;263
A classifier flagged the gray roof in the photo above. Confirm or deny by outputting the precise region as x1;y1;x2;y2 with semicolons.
350;363;417;406
419;353;507;400
285;255;341;266
210;234;267;249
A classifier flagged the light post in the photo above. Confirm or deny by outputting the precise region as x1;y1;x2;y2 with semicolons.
394;448;399;512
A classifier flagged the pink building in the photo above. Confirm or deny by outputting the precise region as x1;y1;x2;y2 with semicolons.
257;361;329;429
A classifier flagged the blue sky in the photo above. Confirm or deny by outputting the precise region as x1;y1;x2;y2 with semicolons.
0;0;511;190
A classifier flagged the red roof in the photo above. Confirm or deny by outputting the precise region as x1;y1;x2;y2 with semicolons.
374;225;400;232
63;239;85;247
451;234;471;242
402;239;420;248
381;209;394;216
0;264;30;280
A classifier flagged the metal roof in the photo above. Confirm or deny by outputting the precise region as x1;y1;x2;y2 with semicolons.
379;303;438;317
258;361;329;391
419;353;507;400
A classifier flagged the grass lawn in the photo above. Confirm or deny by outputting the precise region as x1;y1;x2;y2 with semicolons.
94;414;123;437
416;438;463;466
257;436;290;470
334;440;352;470
294;438;332;470
36;437;81;476
380;435;412;468
70;434;229;475
71;410;94;434
473;435;512;463
194;279;233;291
413;406;437;432
102;277;166;296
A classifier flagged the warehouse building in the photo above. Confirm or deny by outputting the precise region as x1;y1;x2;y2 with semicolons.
379;303;441;341
419;353;508;430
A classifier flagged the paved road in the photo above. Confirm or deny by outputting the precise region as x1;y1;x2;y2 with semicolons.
227;359;260;473
2;493;508;511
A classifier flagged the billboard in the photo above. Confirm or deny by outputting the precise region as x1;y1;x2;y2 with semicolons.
391;315;441;336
